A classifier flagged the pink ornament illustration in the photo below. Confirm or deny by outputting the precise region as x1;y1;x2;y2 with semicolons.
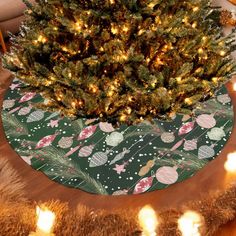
183;139;198;151
78;145;95;157
196;114;216;129
78;125;97;140
64;145;81;157
99;122;115;133
9;106;21;114
35;133;59;149
155;166;178;185
3;99;15;109
178;121;195;135
113;163;127;174
161;132;175;143
19;92;36;103
133;176;154;194
112;189;128;195
18;106;32;116
171;139;185;151
58;136;74;149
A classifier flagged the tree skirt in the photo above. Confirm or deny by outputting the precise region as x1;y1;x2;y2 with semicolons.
1;79;234;195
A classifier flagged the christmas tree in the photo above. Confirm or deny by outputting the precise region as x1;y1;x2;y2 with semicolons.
3;0;236;125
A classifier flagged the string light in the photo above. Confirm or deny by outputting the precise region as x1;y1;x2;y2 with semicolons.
122;26;129;32
233;82;236;91
219;50;226;56
138;205;158;236
185;98;192;105
193;6;199;12
110;0;115;4
212;77;218;83
178;211;202;236
198;48;204;54
111;25;119;34
224;152;236;173
176;77;182;83
192;22;197;28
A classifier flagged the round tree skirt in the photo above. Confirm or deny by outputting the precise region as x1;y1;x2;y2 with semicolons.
1;79;234;195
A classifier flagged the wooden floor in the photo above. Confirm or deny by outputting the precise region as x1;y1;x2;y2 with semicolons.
0;64;236;234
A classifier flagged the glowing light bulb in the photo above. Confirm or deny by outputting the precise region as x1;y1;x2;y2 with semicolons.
71;102;76;108
219;50;226;56
224;152;236;173
110;0;115;4
111;25;119;34
176;77;182;83
29;206;55;235
178;211;202;236
138;205;158;236
192;22;197;28
123;26;129;32
233;82;236;91
185;98;192;105
198;48;204;54
193;6;199;12
212;77;218;83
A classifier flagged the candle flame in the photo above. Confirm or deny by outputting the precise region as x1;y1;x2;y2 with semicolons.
36;206;55;234
178;211;202;236
138;205;158;236
224;152;236;173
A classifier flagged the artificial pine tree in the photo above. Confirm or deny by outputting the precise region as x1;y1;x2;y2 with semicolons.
3;0;236;125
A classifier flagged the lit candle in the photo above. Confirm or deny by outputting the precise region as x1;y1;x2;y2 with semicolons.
224;152;236;173
138;205;158;236
178;211;202;236
29;206;56;236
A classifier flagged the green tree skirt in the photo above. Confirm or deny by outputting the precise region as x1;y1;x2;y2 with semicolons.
1;79;234;195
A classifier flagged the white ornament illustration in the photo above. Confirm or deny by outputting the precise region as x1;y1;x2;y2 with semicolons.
161;132;175;143
3;99;15;109
27;110;45;123
89;151;109;167
105;132;124;147
198;145;215;159
207;126;226;141
183;139;198;151
217;94;231;104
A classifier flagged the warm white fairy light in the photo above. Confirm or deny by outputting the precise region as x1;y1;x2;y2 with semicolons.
219;50;226;56
233;83;236;91
224;152;236;173
178;211;202;236
29;206;55;235
138;205;158;236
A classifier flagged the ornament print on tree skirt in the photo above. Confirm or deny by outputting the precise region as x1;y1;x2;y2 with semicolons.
155;166;179;185
198;145;215;159
178;121;195;135
183;139;198;151
3;100;15;109
89;151;109;167
1;81;234;195
58;136;74;149
99;122;115;133
79;145;95;157
217;94;231;104
196;114;216;129
18;106;32;116
27;110;44;123
207;126;226;141
161;132;175;143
